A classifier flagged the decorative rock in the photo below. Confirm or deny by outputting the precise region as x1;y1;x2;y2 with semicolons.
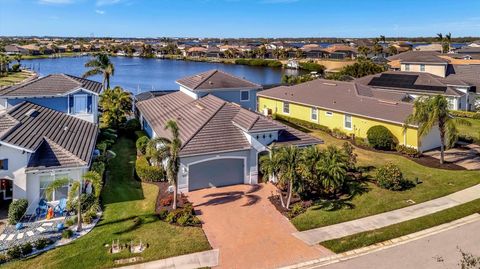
15;223;23;230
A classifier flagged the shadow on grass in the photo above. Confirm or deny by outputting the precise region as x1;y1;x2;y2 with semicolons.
311;181;370;212
113;214;159;235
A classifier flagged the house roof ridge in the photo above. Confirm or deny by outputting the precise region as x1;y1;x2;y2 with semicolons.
0;74;53;96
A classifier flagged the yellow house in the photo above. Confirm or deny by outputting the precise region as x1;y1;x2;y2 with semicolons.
257;79;442;152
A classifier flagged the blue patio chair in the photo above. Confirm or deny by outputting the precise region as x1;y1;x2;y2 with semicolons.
36;199;48;218
54;198;67;216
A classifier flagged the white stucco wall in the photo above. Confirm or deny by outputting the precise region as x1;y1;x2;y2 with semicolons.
0;144;30;201
419;125;442;152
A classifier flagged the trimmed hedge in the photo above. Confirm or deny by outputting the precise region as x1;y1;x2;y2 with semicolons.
299;62;326;73
91;161;105;177
367;125;396;150
273;114;331;133
135;156;165;182
375;162;414;191
8;199;28;224
450;110;480;119
235;58;282;68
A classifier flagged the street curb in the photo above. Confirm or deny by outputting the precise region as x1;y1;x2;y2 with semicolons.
280;213;480;269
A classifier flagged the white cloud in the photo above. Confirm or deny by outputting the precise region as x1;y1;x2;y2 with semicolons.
38;0;75;4
95;9;105;14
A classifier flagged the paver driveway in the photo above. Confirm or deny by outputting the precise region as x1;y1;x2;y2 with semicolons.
187;184;332;269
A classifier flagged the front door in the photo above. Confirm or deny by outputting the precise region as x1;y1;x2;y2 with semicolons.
0;179;13;200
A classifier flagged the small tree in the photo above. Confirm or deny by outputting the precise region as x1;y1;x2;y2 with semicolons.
99;86;132;129
367;125;396;150
317;146;349;195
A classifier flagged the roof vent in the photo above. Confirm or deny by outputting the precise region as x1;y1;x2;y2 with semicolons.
25;109;39;117
209;81;213;85
195;104;205;110
323;82;337;86
63;126;69;132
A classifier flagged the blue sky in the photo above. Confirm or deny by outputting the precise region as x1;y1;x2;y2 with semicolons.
1;0;480;38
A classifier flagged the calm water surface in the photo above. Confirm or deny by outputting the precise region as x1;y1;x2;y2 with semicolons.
22;56;299;93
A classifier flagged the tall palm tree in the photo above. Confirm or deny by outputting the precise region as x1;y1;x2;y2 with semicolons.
298;146;323;195
380;35;386;43
45;171;102;232
277;146;303;209
99;86;132;129
83;53;115;90
0;54;10;76
405;95;470;164
147;120;182;209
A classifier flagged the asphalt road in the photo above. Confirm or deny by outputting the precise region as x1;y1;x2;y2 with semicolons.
319;220;480;269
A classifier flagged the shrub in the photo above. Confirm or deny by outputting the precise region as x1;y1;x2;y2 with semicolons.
65;216;77;227
396;145;421;158
234;58;282;68
375;162;414;191
288;203;306;219
20;242;33;256
299;61;326;73
8;199;28;224
91;161;105;177
67;193;95;212
332;128;349;139
165;205;201;227
135;156;165;182
7;246;22;259
34;238;52;250
160;195;173;207
0;253;9;264
158;209;169;220
273;114;331;133
11;63;21;72
123;118;141;133
367;125;396;150
136;136;150;155
62;229;73;239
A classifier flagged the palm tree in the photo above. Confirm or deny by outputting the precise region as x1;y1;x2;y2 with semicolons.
444;32;452;53
260;148;285;205
405;95;470;164
99;86;132;129
0;54;10;76
45;171;102;232
277;146;303;209
387;45;398;55
13;54;22;65
380;35;386;43
147;120;182;209
358;46;371;57
83;53;115;90
298;146;323;196
317;146;348;195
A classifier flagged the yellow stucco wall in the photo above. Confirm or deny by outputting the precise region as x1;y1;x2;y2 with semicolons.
258;96;420;148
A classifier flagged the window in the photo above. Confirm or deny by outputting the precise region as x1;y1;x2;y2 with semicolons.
420;64;425;72
311;107;318;121
39;174;69;201
240;91;249;101
325;111;333;117
0;159;8;170
404;64;410;71
74;95;88;114
344;114;352;130
283;102;290;114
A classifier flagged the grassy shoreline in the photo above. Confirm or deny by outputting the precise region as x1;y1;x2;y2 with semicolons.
0;70;36;87
321;198;480;253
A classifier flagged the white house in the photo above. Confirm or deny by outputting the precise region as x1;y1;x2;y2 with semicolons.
0;102;98;213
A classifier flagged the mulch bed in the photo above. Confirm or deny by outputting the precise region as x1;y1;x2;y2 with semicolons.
151;182;190;214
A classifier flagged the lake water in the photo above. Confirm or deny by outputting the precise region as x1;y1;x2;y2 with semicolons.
22;56;299;94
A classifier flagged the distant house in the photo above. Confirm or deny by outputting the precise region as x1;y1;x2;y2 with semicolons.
4;45;29;56
136;93;320;192
175;69;263;111
455;46;480;60
186;47;207;57
0;102;98;212
324;44;358;60
301;44;327;59
357;51;479;111
0;74;103;123
205;46;224;58
258;79;442;152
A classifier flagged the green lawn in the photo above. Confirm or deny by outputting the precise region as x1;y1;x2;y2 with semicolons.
5;137;210;269
457;118;480;140
0;71;33;87
291;129;480;231
322;198;480;253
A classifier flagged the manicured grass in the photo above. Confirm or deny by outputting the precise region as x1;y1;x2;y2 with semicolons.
457;118;480;140
4;137;210;269
291;129;480;231
0;71;33;87
321;198;480;253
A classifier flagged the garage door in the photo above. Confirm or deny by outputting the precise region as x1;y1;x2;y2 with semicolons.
188;158;245;191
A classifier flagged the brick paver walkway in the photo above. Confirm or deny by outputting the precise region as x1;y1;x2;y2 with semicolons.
293;184;480;245
188;184;332;269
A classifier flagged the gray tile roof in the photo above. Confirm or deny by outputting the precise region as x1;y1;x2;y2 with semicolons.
137;92;321;157
259;79;416;125
387;51;449;64
176;69;261;91
0;102;98;170
0;74;103;97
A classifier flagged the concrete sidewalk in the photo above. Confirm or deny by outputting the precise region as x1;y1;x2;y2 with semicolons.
293;184;480;245
116;249;219;269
